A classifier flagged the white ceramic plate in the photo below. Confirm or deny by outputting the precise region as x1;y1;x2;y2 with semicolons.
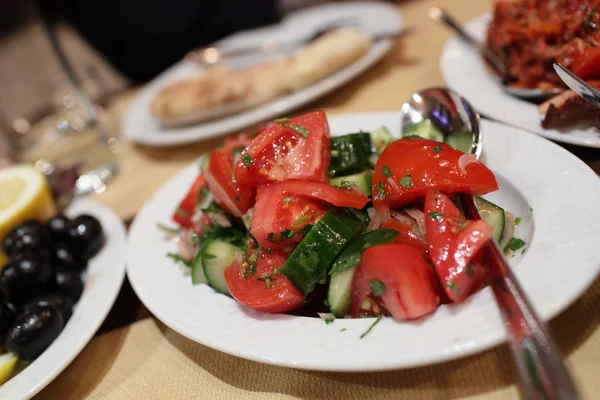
440;14;600;148
0;199;126;399
122;2;401;146
127;112;600;371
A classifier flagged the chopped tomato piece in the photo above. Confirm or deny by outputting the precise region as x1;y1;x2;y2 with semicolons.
251;181;369;249
425;191;492;302
381;219;427;253
172;174;206;228
205;150;254;217
351;244;440;320
372;139;498;207
233;111;331;187
572;47;600;81
225;250;305;313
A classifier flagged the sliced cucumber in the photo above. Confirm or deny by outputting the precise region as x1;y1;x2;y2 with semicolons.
330;171;372;196
474;196;505;242
327;228;398;317
329;133;373;176
191;255;207;285
281;208;363;295
403;120;444;142
202;240;240;296
370;126;393;153
445;131;473;153
328;268;355;317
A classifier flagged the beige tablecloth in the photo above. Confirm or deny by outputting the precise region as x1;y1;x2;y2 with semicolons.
36;278;599;399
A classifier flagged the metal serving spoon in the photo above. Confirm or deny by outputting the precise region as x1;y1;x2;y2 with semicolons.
400;87;579;400
554;62;600;108
429;7;562;101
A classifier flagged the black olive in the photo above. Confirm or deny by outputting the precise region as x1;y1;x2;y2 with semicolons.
67;215;105;261
24;293;73;324
3;220;50;258
52;241;87;271
45;215;71;243
54;268;84;303
6;305;64;361
0;256;52;303
0;301;16;342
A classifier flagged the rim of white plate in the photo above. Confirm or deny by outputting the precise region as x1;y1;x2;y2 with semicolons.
440;13;600;149
0;198;127;399
126;112;600;371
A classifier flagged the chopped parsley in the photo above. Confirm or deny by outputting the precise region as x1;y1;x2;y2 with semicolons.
460;221;471;230
399;173;413;188
281;229;296;239
360;315;383;339
381;165;392;177
376;181;386;200
242;252;259;278
201;201;225;214
274;117;291;123
167;253;192;268
325;318;334;325
200;186;210;198
283;197;295;204
402;134;422;139
433;146;443;153
428;211;443;222
282;123;309;138
340;328;347;332
369;280;386;297
514;217;521;226
494;277;510;293
446;282;460;296
584;8;597;31
465;263;475;276
157;222;180;234
235;195;241;202
294;215;312;226
257;268;280;289
241;153;254;168
266;233;277;243
503;237;526;254
340;180;355;188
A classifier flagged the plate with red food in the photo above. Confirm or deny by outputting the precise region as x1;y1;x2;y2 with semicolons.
126;110;600;371
440;1;600;148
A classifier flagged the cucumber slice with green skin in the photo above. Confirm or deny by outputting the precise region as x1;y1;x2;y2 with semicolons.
327;228;399;317
330;171;373;196
329;133;373;176
370;126;393;153
280;208;364;295
474;196;505;242
202;240;240;296
191;256;207;285
403;120;444;142
445;131;473;154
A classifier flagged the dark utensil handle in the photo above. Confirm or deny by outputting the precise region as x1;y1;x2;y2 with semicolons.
460;194;580;400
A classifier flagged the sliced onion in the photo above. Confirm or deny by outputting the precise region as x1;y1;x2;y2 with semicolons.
367;206;391;231
378;205;391;224
233;251;243;266
177;229;195;261
405;207;426;237
391;210;424;240
458;153;478;174
208;212;231;227
386;177;400;193
318;312;336;321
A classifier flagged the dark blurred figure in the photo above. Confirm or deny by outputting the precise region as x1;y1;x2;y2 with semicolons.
57;0;335;83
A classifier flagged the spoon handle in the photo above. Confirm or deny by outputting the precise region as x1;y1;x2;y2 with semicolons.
460;194;580;400
429;7;508;80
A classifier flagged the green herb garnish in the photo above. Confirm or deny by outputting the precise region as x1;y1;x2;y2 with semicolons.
325;318;334;325
399;173;413;188
340;328;347;332
274;117;291;123
503;237;526;254
283;124;309;138
167;253;192;268
340;181;355;188
465;263;475;276
200;186;210;198
293;215;312;226
242;153;254;168
376;181;386;200
157;222;180;234
369;280;386;297
446;282;460;296
360;315;383;339
433;146;443;153
283;197;295;204
266;233;277;243
382;165;392;177
428;212;442;222
514;217;521;226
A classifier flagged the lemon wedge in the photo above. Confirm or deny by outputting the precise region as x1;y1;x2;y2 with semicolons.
0;353;18;385
0;165;56;265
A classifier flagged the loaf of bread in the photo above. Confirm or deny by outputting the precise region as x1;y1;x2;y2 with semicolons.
150;29;372;127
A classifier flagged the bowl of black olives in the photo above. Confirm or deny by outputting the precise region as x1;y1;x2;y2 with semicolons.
0;213;106;384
